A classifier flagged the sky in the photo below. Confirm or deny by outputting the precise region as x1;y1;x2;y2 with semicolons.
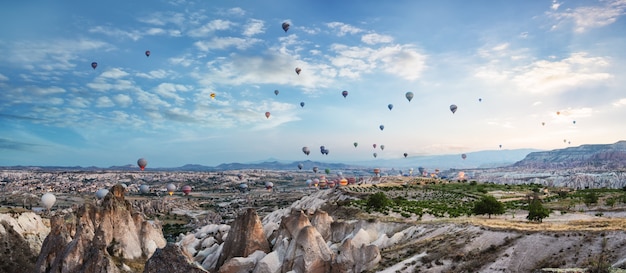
1;0;625;168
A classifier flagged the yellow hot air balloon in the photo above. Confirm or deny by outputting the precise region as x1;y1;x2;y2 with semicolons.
210;93;216;99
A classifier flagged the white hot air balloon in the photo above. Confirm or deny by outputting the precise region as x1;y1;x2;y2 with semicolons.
140;184;150;194
41;193;56;210
96;189;109;199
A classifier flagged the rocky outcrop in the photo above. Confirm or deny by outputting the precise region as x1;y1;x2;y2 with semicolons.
143;243;207;273
0;211;50;254
0;220;38;273
215;208;270;269
34;184;167;273
513;141;626;169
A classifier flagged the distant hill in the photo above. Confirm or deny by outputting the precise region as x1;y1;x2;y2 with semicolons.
513;141;626;169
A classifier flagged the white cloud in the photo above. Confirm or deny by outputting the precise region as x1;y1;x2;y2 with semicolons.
189;19;235;37
113;94;133;107
136;69;171;79
328;44;426;81
89;26;142;41
548;0;626;32
70;97;90;108
154;83;189;104
243;19;265;36
512;52;611;94
100;68;130;79
223;7;246;16
361;33;394;45
0;73;8;81
612;98;626;107
194;37;261;51
96;96;115;108
551;0;562;11
139;12;186;27
326;22;363;36
476;52;612;94
3;39;111;71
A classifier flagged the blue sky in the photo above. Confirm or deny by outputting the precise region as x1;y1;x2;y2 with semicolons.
1;0;625;168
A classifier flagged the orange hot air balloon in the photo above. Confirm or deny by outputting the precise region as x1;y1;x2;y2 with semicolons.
265;112;271;119
556;111;560;115
339;178;348;186
210;93;216;99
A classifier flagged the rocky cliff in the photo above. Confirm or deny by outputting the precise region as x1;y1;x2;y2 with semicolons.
513;141;626;169
0;211;49;273
34;184;167;273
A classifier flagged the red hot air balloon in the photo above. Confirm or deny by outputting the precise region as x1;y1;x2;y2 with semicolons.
182;185;192;195
265;112;271;119
145;50;151;57
342;90;348;98
91;62;98;70
137;158;147;171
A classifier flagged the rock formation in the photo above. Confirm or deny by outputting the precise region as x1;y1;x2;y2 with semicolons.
143;243;207;273
34;184;167;273
514;140;626;169
215;208;270;270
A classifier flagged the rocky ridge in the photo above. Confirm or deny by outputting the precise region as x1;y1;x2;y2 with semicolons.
34;184;167;273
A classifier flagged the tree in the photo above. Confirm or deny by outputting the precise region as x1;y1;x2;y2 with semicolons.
472;195;505;219
366;192;392;212
584;191;599;207
527;196;550;222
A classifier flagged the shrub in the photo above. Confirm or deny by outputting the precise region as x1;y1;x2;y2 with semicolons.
472;195;505;218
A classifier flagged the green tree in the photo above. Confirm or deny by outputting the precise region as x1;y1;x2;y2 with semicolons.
584;191;599;207
472;195;505;219
605;197;616;208
366;192;392;212
527;196;550;223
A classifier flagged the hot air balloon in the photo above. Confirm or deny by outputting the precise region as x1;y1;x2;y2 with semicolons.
405;92;414;102
403;152;408;158
373;153;378;158
337;171;343;177
282;22;290;32
542;122;546;126
313;166;319;173
312;178;320;187
182;185;192;195
41;193;56;210
274;90;279;96
450;104;458;114
166;183;176;196
556;111;560;115
342;90;348;98
380;145;385;150
265;112;271;119
499;144;502;149
96;189;109;199
237;174;244;180
91;62;98;70
239;183;249;192
417;167;424;176
300;102;305;107
140;185;150;194
388;104;393;110
325;168;330;175
461;153;467;160
353;142;358;148
265;181;274;191
295;67;301;75
210;93;216;99
373;144;377;149
297;163;304;170
339;178;348;186
373;168;380;176
137;158;147;171
479;98;482;102
145;50;151;57
305;179;313;187
573;120;576;124
379;125;384;131
302;146;310;156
